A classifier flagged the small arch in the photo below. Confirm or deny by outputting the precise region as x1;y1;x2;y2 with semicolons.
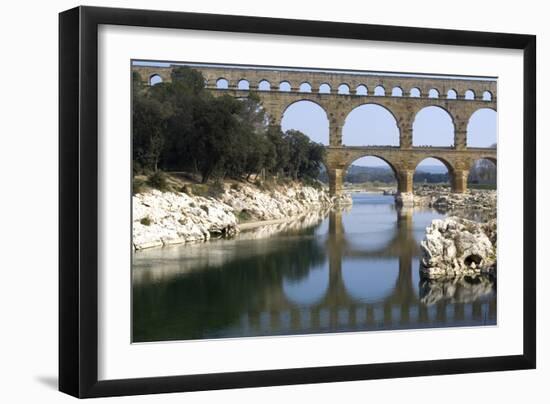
482;91;493;101
410;87;421;97
413;106;455;147
428;88;439;98
467;108;497;147
319;83;331;94
258;80;271;91
216;78;229;89
338;84;350;95
355;85;368;96
279;81;291;92
299;82;312;93
391;87;403;97
149;74;163;86
237;79;249;90
447;89;457;99
374;85;385;96
465;89;475;100
281;100;330;145
468;158;497;189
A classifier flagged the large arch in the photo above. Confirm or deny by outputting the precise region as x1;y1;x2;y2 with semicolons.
343;155;400;192
467;108;497;148
412;106;455;147
281;100;330;145
342;104;400;146
413;157;453;189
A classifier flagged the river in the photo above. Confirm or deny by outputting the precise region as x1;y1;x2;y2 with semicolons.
132;193;496;343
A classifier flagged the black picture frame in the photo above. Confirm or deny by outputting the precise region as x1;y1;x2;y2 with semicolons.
59;5;536;398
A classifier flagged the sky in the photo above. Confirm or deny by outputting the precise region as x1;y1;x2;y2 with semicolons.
136;61;497;170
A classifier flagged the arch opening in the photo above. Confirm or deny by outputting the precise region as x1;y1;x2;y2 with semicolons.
413;157;452;189
410;87;421;97
342;104;400;146
468;158;497;189
338;84;350;95
237;79;249;90
428;88;439;98
299;82;312;93
281;100;330;145
319;83;331;94
279;81;291;92
482;91;493;101
467;108;497;148
391;87;403;97
465;90;475;100
374;85;385;96
149;74;163;86
258;80;271;91
447;89;457;99
356;85;368;96
412;106;454;147
216;78;229;89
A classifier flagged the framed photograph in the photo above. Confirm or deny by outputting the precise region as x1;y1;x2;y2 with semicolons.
59;6;536;398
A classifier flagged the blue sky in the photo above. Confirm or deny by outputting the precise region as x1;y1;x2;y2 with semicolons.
136;61;497;169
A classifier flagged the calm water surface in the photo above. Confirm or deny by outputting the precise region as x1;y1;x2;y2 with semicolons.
132;193;496;342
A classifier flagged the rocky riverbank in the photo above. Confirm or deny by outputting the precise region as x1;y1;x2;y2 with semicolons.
412;186;496;217
420;216;497;279
133;181;351;250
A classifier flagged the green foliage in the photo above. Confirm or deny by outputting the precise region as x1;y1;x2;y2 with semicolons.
147;171;170;191
132;67;326;184
140;216;152;226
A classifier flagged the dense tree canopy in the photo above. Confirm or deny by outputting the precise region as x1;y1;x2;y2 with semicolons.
133;67;325;183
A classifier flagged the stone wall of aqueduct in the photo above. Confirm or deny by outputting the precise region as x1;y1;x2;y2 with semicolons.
133;64;497;196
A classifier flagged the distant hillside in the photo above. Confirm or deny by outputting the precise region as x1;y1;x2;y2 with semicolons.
318;164;450;184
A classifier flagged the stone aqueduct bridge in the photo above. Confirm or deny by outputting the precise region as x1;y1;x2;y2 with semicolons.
133;65;497;196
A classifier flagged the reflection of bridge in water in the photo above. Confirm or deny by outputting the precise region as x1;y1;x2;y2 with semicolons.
239;207;496;335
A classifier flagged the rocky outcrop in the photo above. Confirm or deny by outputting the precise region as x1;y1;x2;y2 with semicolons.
420;217;496;279
133;182;340;250
412;187;496;217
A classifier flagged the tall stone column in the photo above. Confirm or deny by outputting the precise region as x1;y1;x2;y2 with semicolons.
399;120;413;149
329;124;342;146
454;120;468;150
451;169;469;193
327;167;344;196
397;169;414;194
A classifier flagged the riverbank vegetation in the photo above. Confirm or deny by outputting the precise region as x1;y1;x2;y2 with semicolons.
132;67;324;187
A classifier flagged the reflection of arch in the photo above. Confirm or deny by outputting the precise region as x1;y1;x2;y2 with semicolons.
258;79;271;91
342;103;400;146
412;106;455;147
149;74;162;86
281;100;330;145
467;108;497;147
282;264;329;306
342;259;399;303
279;81;291;92
237;79;249;90
216;78;229;89
356;85;368;95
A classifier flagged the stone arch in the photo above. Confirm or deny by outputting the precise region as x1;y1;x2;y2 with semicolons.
413;156;454;187
428;88;439;98
374;85;386;96
447;89;458;99
237;79;249;90
338;83;350;95
319;83;331;94
467;108;497;148
391;86;403;96
412;106;455;147
465;89;475;100
258;79;271;91
482;90;493;101
342;103;400;146
149;74;163;86
355;85;368;95
281;99;330;145
279;81;291;92
343;154;401;191
216;78;229;89
299;82;312;93
410;87;421;97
